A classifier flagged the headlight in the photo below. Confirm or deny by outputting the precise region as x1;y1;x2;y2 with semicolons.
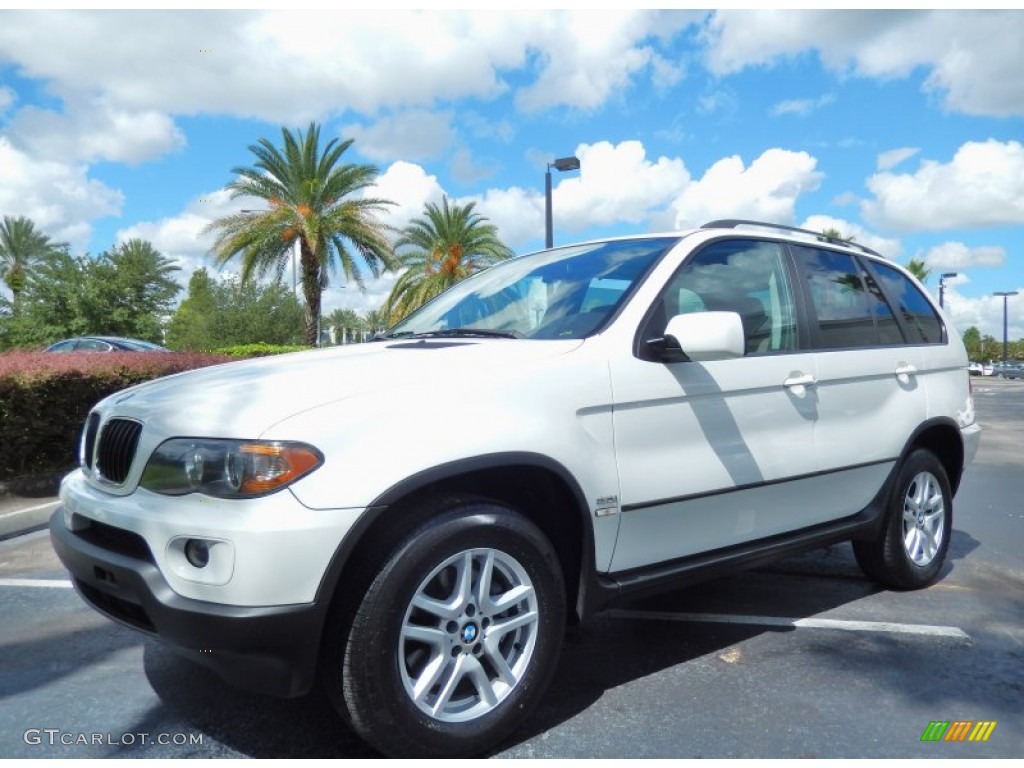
140;438;323;498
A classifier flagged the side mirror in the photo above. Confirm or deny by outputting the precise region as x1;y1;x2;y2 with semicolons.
648;311;745;362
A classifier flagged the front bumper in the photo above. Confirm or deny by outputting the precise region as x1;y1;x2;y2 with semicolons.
50;510;323;697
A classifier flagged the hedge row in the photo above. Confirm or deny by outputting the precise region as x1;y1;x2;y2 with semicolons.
213;343;310;357
0;351;231;480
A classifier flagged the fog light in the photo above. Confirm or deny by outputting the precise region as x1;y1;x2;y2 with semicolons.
184;539;210;568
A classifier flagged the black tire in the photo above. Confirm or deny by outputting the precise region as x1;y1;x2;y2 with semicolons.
323;499;566;758
853;449;952;590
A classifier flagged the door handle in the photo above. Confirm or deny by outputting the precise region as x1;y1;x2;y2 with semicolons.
895;362;917;384
783;373;817;389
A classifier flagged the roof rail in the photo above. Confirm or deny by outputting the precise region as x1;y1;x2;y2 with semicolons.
700;219;884;259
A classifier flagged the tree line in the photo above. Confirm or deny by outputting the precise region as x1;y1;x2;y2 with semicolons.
5;122;1017;355
1;123;515;351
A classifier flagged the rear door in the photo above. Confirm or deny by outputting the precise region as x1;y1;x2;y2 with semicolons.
791;245;927;516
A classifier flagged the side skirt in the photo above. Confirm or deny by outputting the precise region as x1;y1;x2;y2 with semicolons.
580;461;897;617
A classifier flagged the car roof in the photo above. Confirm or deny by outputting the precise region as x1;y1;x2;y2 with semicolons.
535;221;884;263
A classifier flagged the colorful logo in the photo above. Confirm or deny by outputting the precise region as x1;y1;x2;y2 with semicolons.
921;721;997;742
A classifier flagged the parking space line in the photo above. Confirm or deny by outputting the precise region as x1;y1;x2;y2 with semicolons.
0;578;73;588
0;500;60;519
607;609;970;640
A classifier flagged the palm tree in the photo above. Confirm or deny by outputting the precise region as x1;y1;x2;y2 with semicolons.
0;216;66;309
363;307;390;337
325;307;365;343
384;197;514;323
820;227;855;243
906;258;931;284
205;123;396;346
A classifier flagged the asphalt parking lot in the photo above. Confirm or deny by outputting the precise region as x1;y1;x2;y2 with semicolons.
1;378;1021;758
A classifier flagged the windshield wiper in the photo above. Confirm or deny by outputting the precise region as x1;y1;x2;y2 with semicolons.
406;328;522;340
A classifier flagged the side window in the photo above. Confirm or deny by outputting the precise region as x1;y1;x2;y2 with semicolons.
76;339;111;352
870;260;944;344
647;239;798;355
792;246;902;348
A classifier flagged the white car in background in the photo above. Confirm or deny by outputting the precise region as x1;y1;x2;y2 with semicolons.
51;220;980;758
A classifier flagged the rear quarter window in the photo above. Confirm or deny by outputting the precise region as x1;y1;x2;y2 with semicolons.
791;245;902;349
869;260;945;344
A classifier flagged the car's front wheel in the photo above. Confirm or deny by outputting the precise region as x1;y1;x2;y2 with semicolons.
325;499;566;757
853;448;952;589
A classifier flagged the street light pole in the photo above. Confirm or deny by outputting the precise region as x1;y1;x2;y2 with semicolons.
993;290;1018;364
292;238;299;298
939;272;958;309
544;155;580;249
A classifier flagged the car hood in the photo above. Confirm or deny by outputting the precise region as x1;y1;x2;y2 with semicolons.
96;339;583;438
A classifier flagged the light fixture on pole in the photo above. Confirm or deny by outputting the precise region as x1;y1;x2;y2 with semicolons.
544;155;580;249
938;272;958;308
993;290;1018;364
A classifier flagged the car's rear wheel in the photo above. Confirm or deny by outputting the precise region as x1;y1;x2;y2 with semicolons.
323;499;565;757
853;449;952;589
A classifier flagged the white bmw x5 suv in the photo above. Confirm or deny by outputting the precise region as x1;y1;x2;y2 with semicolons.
52;220;980;757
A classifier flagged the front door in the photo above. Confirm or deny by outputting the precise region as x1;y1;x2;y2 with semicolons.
608;238;821;572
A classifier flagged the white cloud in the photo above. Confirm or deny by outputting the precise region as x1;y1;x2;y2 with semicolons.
942;289;1024;343
469;186;544;251
770;93;834;117
696;88;737;117
468;140;691;248
371;161;447;236
462;112;515;143
469;144;825;247
650;52;686;90
877;147;919;171
556;141;689;231
800;215;902;259
702;10;1024;118
6;97;185;165
0;10;696;127
922;242;1006;270
666;148;824;229
449;148;497;186
0;137;123;248
0;85;15;113
114;187;251;281
862;139;1024;231
515;10;696;112
343;110;453;164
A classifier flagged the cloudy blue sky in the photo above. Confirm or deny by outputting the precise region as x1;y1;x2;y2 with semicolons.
1;8;1023;341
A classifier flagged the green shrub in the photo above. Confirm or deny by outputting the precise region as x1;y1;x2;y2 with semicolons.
0;351;230;479
213;342;310;358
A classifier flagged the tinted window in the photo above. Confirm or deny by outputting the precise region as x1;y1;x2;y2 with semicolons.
648;239;798;355
792;246;902;348
870;260;944;344
77;339;112;351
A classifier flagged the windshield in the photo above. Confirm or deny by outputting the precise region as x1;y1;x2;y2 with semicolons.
387;237;679;340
